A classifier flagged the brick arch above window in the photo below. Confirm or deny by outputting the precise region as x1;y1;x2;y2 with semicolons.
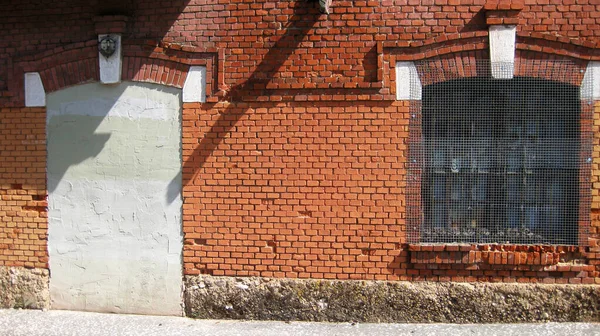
385;32;600;64
5;40;222;106
386;33;600;101
411;51;589;88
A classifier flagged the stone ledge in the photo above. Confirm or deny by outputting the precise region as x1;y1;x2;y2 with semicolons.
185;275;600;323
408;244;589;268
0;266;49;310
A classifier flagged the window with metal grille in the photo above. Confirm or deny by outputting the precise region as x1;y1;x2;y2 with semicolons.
411;75;588;245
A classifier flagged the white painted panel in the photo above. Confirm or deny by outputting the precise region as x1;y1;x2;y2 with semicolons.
47;82;183;316
395;62;421;100
182;66;207;103
24;72;46;107
489;25;516;79
99;34;122;84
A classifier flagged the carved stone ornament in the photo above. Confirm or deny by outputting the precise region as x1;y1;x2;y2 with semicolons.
98;35;117;58
319;0;331;14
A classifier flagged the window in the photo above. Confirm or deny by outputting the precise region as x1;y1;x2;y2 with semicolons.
417;77;581;245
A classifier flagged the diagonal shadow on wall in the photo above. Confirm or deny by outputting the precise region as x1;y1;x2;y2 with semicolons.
46;82;182;193
167;1;322;203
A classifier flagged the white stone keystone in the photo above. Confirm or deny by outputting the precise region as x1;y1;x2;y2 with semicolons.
98;34;122;84
24;72;46;107
395;62;422;101
489;25;516;79
182;66;207;103
581;61;600;100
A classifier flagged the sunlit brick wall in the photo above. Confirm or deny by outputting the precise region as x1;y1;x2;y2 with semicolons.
0;108;47;269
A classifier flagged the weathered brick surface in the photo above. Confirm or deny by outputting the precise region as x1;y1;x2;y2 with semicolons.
0;0;599;285
181;101;408;280
0;108;47;269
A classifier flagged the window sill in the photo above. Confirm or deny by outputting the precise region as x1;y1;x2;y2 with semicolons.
408;244;585;267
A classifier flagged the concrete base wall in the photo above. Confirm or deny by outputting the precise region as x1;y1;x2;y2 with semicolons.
185;276;600;323
0;267;49;309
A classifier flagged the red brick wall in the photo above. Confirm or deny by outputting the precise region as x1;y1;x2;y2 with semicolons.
3;1;600;100
0;108;47;269
181;101;407;280
0;0;599;283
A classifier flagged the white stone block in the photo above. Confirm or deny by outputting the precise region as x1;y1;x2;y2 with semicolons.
395;62;421;100
581;62;600;100
182;66;207;103
489;25;516;79
98;34;122;84
24;72;46;107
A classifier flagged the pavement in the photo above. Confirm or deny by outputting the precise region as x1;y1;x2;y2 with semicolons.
0;309;599;336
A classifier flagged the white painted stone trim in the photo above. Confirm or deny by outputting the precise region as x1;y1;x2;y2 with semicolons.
581;61;599;100
395;62;421;101
182;66;207;103
98;34;122;84
489;25;516;79
24;72;46;107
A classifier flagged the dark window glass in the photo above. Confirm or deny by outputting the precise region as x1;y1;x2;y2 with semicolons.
421;78;580;245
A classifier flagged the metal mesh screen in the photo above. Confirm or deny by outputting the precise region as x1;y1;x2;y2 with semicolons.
407;60;592;246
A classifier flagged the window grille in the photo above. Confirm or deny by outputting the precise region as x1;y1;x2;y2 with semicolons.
406;60;592;245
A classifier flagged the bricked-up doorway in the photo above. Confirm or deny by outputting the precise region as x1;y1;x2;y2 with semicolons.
46;82;183;315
